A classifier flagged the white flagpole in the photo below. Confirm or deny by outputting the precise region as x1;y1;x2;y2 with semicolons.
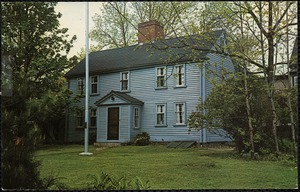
80;1;92;156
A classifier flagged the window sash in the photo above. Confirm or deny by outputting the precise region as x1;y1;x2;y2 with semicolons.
156;105;166;125
78;78;84;95
77;110;84;127
90;109;97;127
121;72;129;91
134;108;139;128
175;103;185;124
175;65;185;86
91;76;98;94
156;67;166;87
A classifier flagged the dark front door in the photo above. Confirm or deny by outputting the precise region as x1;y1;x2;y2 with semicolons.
107;107;119;140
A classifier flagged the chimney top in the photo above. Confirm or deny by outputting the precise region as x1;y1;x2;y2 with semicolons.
138;20;165;44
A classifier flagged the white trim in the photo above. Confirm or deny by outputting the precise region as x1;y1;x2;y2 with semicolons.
155;66;167;88
155;103;167;126
174;102;186;125
174;64;186;87
90;75;99;95
120;71;130;92
133;107;141;129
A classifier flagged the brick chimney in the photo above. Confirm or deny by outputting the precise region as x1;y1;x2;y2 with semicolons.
138;20;165;44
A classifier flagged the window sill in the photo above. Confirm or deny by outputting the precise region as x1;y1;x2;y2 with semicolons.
173;85;187;89
155;125;168;127
120;90;131;93
90;93;100;96
173;124;187;127
155;87;168;90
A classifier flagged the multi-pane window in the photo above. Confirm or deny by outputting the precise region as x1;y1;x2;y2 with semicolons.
91;76;98;94
174;65;185;86
293;76;298;87
156;67;166;88
90;109;97;127
175;103;185;125
120;72;129;91
78;78;84;95
134;107;140;128
156;104;166;126
77;110;84;127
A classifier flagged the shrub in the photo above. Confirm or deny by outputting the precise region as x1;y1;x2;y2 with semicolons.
86;171;150;190
134;132;150;146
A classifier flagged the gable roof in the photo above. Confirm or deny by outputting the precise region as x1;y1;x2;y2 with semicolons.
65;30;224;78
95;90;144;106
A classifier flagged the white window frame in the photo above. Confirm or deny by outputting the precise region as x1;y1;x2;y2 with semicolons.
120;71;130;91
90;76;98;95
156;104;167;126
292;76;298;87
77;109;84;128
156;67;167;88
174;64;186;87
174;102;186;125
133;107;140;129
90;108;97;128
78;78;84;95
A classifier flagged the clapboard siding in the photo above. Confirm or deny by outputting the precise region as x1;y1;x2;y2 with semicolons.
66;41;234;143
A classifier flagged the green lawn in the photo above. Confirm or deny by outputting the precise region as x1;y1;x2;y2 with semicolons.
36;144;297;190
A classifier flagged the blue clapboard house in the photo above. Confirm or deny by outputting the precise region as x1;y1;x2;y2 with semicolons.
65;20;235;144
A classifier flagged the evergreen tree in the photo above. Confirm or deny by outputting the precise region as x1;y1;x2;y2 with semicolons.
1;2;77;189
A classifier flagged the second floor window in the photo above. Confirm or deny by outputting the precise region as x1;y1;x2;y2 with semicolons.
174;65;185;87
156;67;166;88
120;72;129;91
91;76;98;94
78;78;84;95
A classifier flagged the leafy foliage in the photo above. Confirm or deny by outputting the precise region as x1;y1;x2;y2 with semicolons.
90;2;197;49
1;2;77;189
188;74;296;155
134;132;151;146
86;171;151;190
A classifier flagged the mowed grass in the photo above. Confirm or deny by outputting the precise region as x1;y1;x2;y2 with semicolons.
36;145;297;190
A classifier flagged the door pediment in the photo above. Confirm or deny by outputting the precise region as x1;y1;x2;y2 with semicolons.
95;90;143;106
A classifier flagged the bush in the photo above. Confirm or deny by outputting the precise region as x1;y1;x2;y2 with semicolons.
86;171;150;190
134;132;150;146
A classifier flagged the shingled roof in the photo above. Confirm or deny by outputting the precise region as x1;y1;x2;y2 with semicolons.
65;30;224;78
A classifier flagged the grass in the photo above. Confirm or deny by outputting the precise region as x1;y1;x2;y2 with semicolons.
36;144;298;190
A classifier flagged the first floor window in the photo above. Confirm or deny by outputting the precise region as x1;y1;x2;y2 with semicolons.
175;103;185;125
156;67;166;88
77;110;84;127
78;78;84;95
120;72;129;91
293;76;298;87
90;109;97;127
156;104;166;126
91;76;98;94
134;107;140;128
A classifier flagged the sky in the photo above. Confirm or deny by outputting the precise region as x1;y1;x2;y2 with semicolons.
54;2;103;57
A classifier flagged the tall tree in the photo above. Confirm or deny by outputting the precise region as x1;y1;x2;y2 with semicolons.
2;2;77;189
90;2;197;50
187;1;297;154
